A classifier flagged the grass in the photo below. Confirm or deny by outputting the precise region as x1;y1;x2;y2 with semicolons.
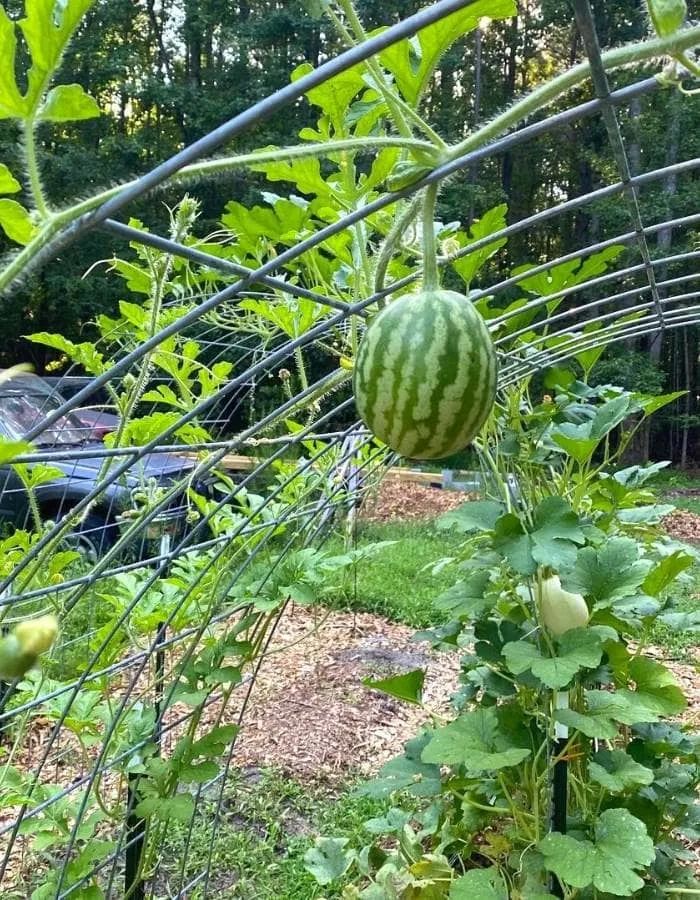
158;768;387;899
650;567;700;658
668;496;700;516
328;519;462;628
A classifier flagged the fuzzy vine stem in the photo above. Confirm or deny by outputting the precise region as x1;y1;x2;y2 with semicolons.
330;1;413;143
373;193;422;303
421;182;440;292
445;25;700;164
23;121;49;219
332;0;448;149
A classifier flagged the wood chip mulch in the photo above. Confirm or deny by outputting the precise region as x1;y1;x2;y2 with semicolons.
664;509;700;545
360;479;472;523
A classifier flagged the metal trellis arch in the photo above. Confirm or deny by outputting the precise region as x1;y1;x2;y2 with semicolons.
0;0;698;897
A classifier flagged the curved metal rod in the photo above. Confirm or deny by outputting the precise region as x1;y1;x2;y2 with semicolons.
502;307;700;385
495;269;700;347
498;289;700;363
486;239;700;335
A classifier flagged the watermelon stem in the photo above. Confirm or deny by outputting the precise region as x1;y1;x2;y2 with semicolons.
421;182;439;292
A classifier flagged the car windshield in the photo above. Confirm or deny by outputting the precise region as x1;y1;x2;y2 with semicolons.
0;390;89;446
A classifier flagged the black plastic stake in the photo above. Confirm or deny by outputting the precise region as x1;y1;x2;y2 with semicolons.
549;691;569;898
125;779;146;900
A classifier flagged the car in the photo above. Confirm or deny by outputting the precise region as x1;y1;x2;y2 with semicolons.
0;373;211;560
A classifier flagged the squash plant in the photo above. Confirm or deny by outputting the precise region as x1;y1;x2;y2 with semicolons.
305;378;700;898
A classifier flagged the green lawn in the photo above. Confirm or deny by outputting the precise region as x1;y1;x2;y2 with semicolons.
159;769;386;899
328;519;462;627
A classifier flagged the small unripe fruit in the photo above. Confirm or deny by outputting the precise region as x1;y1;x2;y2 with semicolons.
0;614;59;679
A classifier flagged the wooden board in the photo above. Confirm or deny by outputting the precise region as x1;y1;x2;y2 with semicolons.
186;451;447;486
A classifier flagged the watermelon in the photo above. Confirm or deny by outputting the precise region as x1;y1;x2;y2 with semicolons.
354;289;498;459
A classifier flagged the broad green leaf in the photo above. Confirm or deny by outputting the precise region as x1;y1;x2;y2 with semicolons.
554;708;615;741
437;500;504;533
421;707;530;772
0;163;20;193
613;460;670;487
379;0;516;105
493;499;584;575
38;83;100;121
0;439;31;463
514;246;624;298
136;793;194;823
559;684;676;739
590;395;633;439
452;205;508;288
656;609;700;631
493;513;536;575
0;9;27;118
544;366;575;391
0;199;35;244
178;760;219;783
434;570;492;620
562;538;648;606
363;147;401;192
450;867;508;899
617;504;675;524
642;550;694;596
555;689;657;740
292;61;365;130
19;0;96;109
530;496;585;570
248;154;331;198
503;629;602;690
299;0;331;17
589;749;654;793
25;332;107;375
356;733;441;799
550;422;599;464
539;808;654;896
304;838;354;885
189;725;239;757
631;722;695;759
363;668;425;705
628;656;686;716
634;390;686;416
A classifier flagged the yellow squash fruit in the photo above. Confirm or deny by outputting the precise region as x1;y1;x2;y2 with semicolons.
538;575;589;636
0;614;59;679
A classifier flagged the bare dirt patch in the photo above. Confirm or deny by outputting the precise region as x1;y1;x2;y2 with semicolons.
664;508;700;544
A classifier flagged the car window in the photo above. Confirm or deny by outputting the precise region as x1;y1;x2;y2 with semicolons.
0;392;88;445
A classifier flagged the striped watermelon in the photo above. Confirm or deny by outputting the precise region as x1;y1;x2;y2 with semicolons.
354;289;498;459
